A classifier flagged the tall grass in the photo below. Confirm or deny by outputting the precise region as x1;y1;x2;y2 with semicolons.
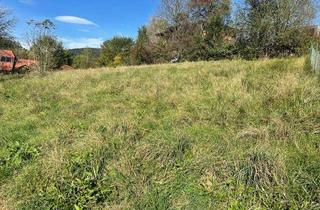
0;58;319;209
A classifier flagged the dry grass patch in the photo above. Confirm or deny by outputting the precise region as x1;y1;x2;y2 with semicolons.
0;57;319;209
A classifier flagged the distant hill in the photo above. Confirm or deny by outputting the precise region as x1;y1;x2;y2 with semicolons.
68;48;101;57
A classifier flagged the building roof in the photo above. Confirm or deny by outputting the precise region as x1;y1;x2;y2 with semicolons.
0;50;15;57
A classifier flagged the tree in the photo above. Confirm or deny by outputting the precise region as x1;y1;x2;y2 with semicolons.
149;0;234;62
28;19;66;71
164;13;203;61
131;26;153;65
158;0;189;25
0;6;18;49
0;37;21;49
145;17;170;63
147;17;169;44
152;0;202;61
63;50;73;66
27;19;55;44
112;55;123;67
236;0;317;58
72;48;97;69
30;35;65;71
189;0;235;59
99;37;133;67
0;7;14;39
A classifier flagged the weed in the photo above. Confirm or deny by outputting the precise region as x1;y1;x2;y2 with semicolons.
0;58;319;209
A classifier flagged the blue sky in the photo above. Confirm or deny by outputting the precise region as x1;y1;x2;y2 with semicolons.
1;0;319;49
2;0;160;48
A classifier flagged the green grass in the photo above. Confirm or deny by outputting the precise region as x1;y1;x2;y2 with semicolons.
0;58;319;209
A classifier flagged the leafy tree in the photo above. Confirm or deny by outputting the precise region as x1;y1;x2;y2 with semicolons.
149;0;234;62
63;50;73;66
164;13;203;61
152;0;202;61
131;26;153;65
145;17;170;63
189;0;235;59
0;37;21;49
236;0;317;58
99;37;133;67
27;19;66;71
30;35;65;71
113;55;123;67
73;48;97;69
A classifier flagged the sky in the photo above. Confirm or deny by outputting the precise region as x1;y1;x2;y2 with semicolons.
1;0;320;49
1;0;160;49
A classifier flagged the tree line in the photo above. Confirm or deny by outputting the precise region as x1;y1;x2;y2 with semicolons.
0;0;319;71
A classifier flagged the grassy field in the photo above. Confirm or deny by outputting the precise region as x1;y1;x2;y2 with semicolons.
0;58;319;209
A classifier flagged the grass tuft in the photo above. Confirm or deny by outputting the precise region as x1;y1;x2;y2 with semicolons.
0;58;319;209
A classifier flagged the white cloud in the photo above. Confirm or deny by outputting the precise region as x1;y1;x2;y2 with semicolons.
19;0;35;5
59;37;103;49
55;16;98;27
77;29;90;33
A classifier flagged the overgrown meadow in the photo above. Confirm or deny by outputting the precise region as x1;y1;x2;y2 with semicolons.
0;58;319;209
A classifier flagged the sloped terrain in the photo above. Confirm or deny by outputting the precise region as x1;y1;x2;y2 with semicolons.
0;58;319;209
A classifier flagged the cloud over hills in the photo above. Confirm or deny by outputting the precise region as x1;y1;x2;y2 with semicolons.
59;37;103;49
